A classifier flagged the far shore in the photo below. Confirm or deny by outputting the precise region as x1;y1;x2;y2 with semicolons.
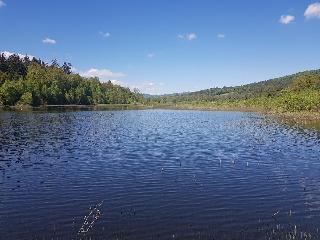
1;103;150;111
1;103;320;125
148;103;320;124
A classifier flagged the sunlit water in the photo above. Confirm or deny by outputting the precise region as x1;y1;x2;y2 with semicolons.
0;109;320;240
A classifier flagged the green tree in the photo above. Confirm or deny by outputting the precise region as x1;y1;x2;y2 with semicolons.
0;80;23;106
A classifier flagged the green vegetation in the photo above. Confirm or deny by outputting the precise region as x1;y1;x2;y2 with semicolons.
147;70;320;114
1;52;319;119
0;54;142;107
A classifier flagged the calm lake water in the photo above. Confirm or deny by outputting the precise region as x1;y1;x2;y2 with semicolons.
0;109;320;240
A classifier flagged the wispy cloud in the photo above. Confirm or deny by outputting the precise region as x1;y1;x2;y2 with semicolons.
217;33;226;38
304;2;320;19
42;37;56;44
147;53;155;58
131;81;164;94
80;74;164;94
111;80;164;94
0;0;6;7
99;31;111;38
187;33;197;41
178;33;197;41
279;15;295;24
79;68;126;82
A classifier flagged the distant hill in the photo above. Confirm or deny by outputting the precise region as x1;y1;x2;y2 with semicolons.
149;69;320;102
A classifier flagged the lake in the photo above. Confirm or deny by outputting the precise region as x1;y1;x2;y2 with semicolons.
0;109;320;240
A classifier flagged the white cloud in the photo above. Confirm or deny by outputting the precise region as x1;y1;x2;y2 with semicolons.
70;66;78;73
97;79;163;94
178;32;197;41
304;2;320;19
0;0;6;7
99;31;111;38
217;33;226;38
186;33;197;41
110;79;124;85
1;51;35;60
147;53;155;58
130;81;164;94
42;38;56;44
279;15;295;24
79;68;126;82
79;73;164;94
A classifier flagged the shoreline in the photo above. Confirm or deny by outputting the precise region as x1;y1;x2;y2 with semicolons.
149;104;320;124
1;103;149;111
1;103;320;125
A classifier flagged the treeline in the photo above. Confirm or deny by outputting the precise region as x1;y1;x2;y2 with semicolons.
0;54;142;106
148;70;320;112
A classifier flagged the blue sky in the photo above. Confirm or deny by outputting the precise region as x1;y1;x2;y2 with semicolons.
1;0;320;94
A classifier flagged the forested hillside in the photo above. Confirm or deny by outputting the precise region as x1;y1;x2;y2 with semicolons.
0;53;142;106
148;70;320;112
1;52;319;113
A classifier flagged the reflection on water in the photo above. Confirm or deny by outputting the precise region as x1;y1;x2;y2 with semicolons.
0;109;319;240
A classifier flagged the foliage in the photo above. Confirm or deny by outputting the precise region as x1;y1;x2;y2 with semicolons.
291;72;320;91
149;70;320;113
18;92;33;105
0;80;23;106
0;53;142;106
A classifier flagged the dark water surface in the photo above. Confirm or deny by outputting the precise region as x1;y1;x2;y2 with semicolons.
0;109;320;240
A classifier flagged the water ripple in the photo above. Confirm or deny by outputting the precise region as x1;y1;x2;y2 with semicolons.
0;109;319;239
